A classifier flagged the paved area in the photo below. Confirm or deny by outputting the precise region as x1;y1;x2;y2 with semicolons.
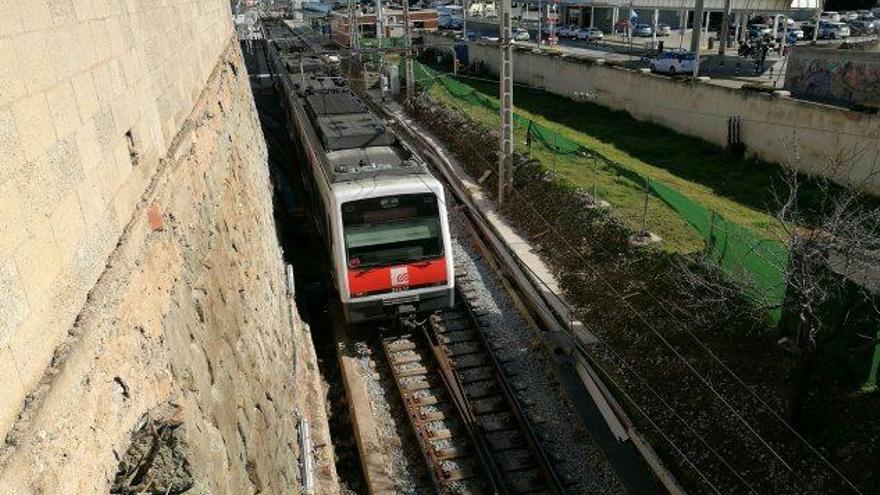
459;18;790;88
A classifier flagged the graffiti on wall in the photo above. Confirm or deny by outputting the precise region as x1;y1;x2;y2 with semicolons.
785;52;880;106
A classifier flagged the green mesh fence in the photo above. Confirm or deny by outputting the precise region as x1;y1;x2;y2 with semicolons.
416;61;789;320
647;179;788;321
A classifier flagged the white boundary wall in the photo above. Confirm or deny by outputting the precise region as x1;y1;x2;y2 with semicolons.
427;33;880;195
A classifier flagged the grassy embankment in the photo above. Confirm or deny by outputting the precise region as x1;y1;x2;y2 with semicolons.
427;75;806;254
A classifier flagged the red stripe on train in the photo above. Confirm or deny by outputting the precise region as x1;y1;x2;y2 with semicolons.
348;258;447;297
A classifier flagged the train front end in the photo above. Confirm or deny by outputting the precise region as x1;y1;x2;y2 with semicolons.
335;178;454;323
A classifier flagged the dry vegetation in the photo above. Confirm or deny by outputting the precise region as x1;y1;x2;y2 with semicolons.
407;92;878;494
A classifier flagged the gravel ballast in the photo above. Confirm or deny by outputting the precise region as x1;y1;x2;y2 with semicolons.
448;210;627;494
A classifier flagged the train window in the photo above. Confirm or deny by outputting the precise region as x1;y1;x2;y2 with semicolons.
342;193;443;268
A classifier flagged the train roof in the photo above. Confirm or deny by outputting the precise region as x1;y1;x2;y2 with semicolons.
263;20;432;184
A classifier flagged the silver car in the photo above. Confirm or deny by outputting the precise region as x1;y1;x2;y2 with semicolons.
576;27;604;41
633;23;653;37
655;23;672;36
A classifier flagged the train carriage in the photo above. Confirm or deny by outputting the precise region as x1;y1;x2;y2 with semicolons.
263;21;454;322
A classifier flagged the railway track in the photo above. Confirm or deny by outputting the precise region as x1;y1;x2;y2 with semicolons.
381;273;566;495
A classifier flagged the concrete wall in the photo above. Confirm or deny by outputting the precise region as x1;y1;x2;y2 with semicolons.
0;2;337;493
785;46;880;106
428;33;880;194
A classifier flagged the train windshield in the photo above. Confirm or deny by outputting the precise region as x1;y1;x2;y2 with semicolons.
342;193;443;268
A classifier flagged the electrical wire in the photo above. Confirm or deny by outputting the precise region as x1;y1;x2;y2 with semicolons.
420;67;865;493
261;19;865;493
425;85;871;490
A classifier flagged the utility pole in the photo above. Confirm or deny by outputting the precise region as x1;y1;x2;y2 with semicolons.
719;0;730;55
376;0;383;38
348;0;357;57
537;0;542;48
690;0;704;79
403;0;414;101
462;0;468;40
498;0;513;205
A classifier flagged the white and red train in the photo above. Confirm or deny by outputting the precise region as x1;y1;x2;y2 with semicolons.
263;21;454;323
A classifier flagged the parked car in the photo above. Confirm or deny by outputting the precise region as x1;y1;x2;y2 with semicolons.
633;23;653;36
847;19;875;36
820;11;841;22
819;21;851;38
655;23;672;36
557;25;577;37
649;50;696;75
776;25;805;40
856;10;874;18
842;11;859;21
576;27;604;41
748;23;772;37
513;27;531;41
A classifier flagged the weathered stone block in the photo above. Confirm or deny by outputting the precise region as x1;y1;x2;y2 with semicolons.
0;38;26;107
15;31;57;94
17;0;52;33
50;189;87;261
12;220;62;307
0;180;27;262
46;81;81;139
0;257;29;346
0;108;25;181
0;345;25;437
11;91;56;162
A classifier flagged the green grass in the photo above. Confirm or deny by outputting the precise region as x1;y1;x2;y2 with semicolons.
427;75;807;253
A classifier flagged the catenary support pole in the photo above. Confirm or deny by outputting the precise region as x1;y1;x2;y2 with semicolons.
376;0;383;38
498;0;513;205
537;0;542;47
734;12;741;42
678;9;686;49
403;0;414;101
691;0;704;78
652;8;659;48
719;0;730;54
463;0;468;40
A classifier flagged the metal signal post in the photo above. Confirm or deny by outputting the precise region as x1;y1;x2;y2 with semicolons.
498;0;514;205
403;0;414;101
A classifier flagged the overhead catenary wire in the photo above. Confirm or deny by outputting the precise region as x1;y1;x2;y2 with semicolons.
428;71;866;493
417;65;864;494
415;80;871;493
265;20;865;493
